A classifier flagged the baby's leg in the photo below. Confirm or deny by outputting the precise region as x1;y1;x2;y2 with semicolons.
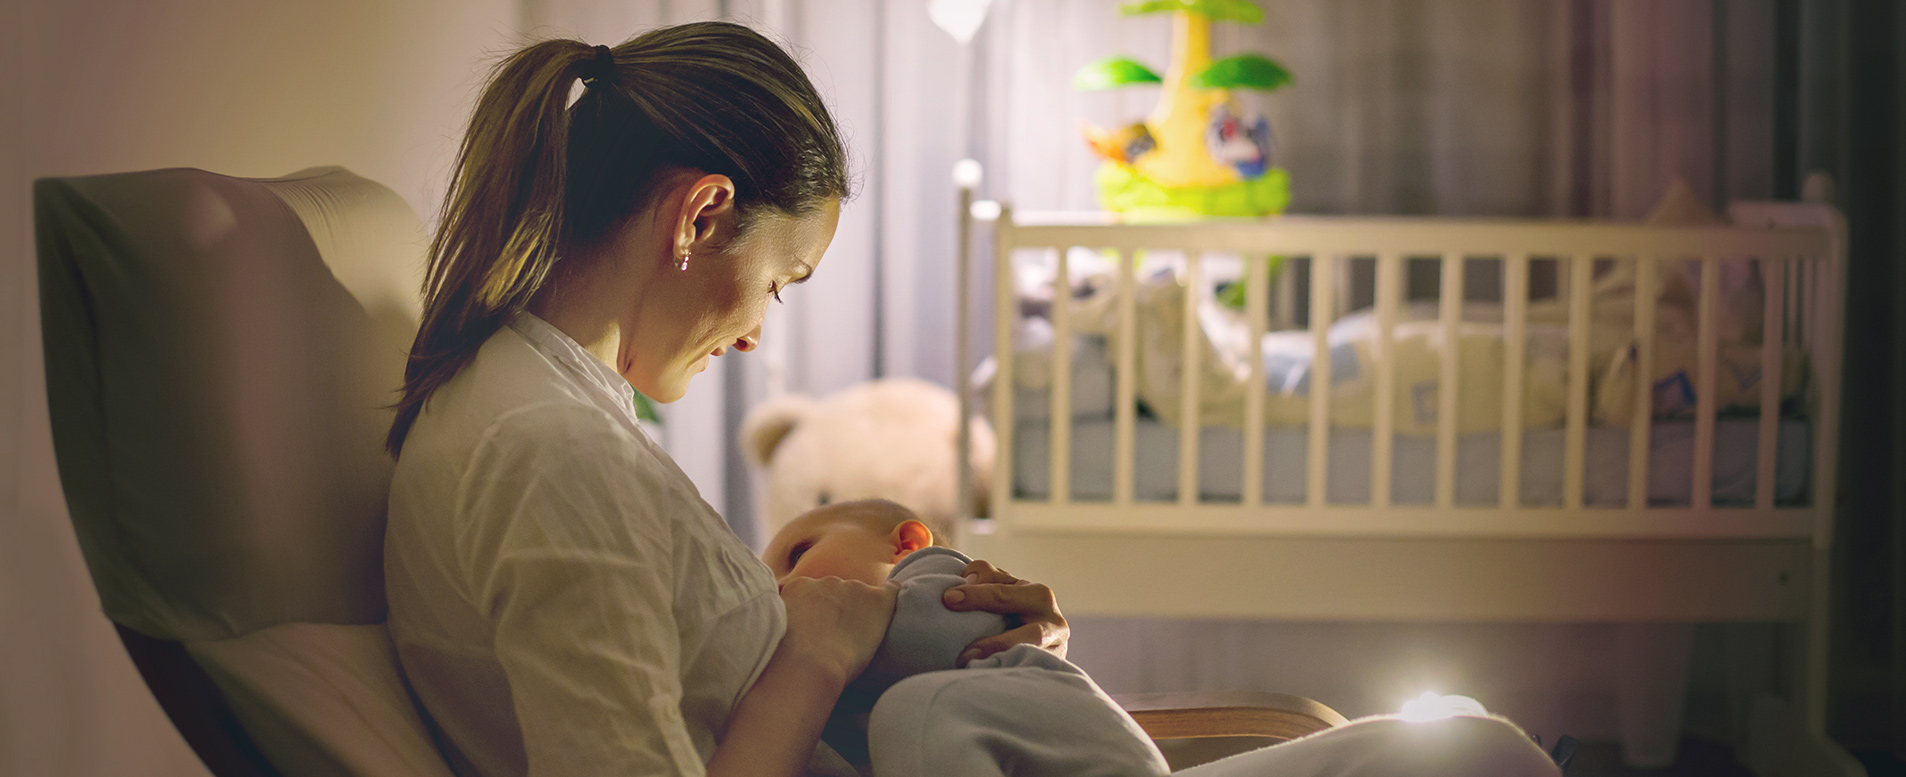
1170;714;1561;777
868;644;1170;777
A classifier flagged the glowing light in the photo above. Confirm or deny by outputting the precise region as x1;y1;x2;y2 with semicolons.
929;0;993;45
970;200;1002;221
952;158;983;189
1398;691;1488;722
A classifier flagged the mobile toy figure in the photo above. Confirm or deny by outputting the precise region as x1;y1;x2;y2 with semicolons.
1075;0;1292;218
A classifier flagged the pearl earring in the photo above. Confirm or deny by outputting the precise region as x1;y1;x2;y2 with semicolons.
675;251;690;272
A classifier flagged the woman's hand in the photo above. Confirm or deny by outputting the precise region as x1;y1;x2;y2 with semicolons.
777;576;897;685
940;560;1069;665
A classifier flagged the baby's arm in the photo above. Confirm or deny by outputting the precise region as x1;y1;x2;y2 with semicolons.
858;547;1009;690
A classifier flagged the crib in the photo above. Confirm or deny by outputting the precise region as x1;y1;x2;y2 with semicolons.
949;168;1850;770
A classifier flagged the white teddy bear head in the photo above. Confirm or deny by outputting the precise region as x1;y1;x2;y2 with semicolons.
740;378;994;542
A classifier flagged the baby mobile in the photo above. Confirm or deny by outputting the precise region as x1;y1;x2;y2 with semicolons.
1075;0;1292;218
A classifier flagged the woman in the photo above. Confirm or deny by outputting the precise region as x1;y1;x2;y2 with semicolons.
382;22;1064;777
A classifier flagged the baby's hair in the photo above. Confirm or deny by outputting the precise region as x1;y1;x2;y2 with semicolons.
834;499;950;548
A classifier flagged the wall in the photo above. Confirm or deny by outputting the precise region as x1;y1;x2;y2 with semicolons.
0;0;516;773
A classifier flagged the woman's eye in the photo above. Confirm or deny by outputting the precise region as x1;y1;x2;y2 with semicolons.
787;542;810;566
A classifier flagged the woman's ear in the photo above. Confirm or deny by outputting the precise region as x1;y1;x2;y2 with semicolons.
675;173;738;257
890;520;932;560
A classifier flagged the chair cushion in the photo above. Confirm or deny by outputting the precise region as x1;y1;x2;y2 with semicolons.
186;624;454;777
36;166;422;641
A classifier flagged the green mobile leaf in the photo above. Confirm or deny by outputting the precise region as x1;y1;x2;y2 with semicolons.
1120;0;1263;23
633;391;662;424
1073;56;1163;90
1191;54;1293;91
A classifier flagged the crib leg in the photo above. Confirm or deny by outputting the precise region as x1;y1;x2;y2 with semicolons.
1614;623;1694;768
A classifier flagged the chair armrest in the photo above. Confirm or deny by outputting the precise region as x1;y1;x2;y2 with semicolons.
1113;691;1348;743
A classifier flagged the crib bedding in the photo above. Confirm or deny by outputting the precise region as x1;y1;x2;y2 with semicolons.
993;272;1806;433
1011;416;1808;507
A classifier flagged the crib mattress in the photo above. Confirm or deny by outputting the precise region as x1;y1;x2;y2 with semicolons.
1011;418;1809;507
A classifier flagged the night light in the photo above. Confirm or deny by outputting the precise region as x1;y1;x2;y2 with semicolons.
1398;691;1488;722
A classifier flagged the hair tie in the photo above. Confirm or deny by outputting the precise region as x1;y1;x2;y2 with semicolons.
580;44;617;87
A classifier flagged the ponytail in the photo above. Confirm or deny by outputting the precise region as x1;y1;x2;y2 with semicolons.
385;39;597;456
387;23;849;456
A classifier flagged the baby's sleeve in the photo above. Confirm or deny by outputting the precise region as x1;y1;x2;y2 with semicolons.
455;404;707;776
859;548;1008;689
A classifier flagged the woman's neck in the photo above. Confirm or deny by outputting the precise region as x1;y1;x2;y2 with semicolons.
526;228;660;373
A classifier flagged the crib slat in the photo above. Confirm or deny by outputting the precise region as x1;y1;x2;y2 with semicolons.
1692;257;1720;509
1179;252;1204;506
1499;254;1529;509
1628;258;1658;509
1050;247;1073;505
1114;251;1138;506
1308;256;1333;508
1792;260;1807;348
1372;253;1401;508
1757;258;1786;509
1785;258;1800;346
1242;255;1270;507
1564;255;1592;509
1436;254;1463;509
992;206;1017;516
1336;256;1355;331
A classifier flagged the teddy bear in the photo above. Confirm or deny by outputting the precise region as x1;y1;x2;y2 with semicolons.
740;378;995;543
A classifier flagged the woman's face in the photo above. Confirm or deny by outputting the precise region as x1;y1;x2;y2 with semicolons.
624;195;840;402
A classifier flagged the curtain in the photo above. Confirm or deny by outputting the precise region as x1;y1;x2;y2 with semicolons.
1805;0;1906;756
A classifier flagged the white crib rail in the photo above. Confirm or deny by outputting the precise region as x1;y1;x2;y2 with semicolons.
965;211;1840;543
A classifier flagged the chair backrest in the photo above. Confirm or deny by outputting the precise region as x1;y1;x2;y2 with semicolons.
38;165;420;639
37;166;430;775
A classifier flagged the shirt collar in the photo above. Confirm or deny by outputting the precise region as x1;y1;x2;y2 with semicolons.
508;311;639;413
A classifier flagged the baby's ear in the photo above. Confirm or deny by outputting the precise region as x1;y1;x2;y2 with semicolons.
740;394;815;466
891;520;933;559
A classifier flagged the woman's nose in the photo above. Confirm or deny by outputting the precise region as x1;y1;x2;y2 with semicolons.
733;325;761;353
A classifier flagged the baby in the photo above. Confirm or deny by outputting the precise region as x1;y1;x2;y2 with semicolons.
762;499;1171;777
761;500;1564;777
763;499;1008;688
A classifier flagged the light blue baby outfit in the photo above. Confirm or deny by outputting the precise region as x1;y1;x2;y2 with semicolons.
862;547;1171;777
856;547;1562;777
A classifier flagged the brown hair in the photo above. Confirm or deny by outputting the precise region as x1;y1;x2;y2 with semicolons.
387;22;850;455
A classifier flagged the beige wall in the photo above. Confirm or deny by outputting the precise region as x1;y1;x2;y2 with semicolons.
0;0;516;773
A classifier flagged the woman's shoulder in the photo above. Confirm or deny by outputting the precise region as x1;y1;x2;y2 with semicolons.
399;327;659;484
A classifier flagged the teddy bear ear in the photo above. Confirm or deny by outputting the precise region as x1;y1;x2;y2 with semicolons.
740;395;816;466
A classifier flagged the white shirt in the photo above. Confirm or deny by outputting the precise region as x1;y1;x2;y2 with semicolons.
385;313;786;777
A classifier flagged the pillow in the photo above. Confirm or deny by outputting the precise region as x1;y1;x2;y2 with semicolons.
185;623;454;777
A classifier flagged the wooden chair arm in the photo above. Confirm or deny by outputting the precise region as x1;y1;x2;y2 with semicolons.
1113;691;1349;743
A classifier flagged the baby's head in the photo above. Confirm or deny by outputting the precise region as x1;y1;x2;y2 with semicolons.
763;498;939;586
